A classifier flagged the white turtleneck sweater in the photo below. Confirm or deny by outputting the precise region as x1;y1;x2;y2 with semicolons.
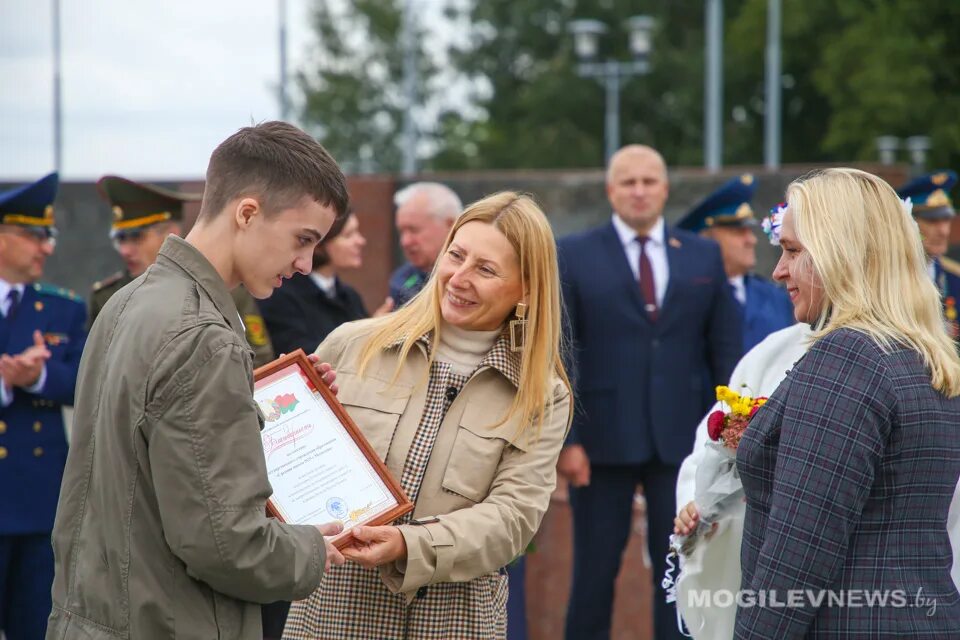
434;322;501;376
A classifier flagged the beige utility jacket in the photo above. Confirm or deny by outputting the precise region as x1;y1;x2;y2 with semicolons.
315;319;571;598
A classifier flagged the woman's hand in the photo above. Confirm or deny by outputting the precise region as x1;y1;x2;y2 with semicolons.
306;354;338;395
341;525;408;568
674;501;700;536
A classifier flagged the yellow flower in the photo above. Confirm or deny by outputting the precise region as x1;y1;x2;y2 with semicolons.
715;385;741;404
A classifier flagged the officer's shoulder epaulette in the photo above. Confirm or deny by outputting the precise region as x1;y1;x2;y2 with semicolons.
92;271;124;292
33;282;83;303
940;256;960;278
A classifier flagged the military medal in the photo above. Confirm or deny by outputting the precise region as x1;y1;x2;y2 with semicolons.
945;296;959;339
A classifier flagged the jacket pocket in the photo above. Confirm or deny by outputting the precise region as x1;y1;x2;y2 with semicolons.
441;403;519;503
337;378;410;461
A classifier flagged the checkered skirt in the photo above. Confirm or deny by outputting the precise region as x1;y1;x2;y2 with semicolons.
284;359;510;639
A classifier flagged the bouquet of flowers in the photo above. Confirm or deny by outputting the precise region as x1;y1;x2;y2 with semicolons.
705;386;766;453
669;385;766;555
662;385;767;635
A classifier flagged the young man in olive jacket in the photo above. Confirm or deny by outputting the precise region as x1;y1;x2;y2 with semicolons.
47;122;349;639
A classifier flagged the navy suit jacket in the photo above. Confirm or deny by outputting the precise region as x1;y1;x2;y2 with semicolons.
742;275;795;352
736;328;960;638
559;221;742;466
0;283;86;534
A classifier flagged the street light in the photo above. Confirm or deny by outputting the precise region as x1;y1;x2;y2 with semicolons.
569;16;655;164
906;136;932;175
875;136;900;166
875;135;932;175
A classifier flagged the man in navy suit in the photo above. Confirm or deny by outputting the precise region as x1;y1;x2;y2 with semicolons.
676;174;794;352
0;173;86;639
558;146;742;640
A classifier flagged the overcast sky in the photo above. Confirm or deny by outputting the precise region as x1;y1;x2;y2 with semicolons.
0;0;316;181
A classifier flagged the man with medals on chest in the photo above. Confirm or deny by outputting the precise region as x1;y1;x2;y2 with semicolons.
898;170;960;342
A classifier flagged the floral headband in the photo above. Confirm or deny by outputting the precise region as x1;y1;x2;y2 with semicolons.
761;198;915;247
761;203;787;246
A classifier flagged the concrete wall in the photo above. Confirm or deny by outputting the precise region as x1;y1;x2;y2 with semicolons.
4;163;913;309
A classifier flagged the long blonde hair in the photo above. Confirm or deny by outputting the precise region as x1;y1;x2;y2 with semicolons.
358;191;572;438
787;168;960;396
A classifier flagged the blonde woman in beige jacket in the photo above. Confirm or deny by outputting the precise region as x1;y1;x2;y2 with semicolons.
284;192;573;639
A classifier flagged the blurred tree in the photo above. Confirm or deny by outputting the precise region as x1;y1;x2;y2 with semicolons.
435;0;714;169
296;0;440;173
299;0;960;172
726;0;960;170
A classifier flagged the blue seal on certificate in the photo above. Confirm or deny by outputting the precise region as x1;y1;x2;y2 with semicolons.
326;497;348;520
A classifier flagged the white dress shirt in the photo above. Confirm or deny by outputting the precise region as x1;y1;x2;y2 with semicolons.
728;275;747;306
611;213;669;308
0;280;25;317
309;272;338;298
0;278;47;407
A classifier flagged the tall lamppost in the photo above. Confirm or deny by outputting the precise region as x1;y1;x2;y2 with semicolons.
53;0;63;173
568;16;655;164
400;0;418;177
906;136;932;175
875;135;932;175
278;0;290;121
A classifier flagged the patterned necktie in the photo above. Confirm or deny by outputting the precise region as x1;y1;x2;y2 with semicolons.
5;288;20;321
637;237;658;322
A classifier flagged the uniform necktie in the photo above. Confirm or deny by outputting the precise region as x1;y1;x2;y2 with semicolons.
638;236;658;322
5;288;20;321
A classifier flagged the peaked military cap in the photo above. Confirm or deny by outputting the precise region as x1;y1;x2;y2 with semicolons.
0;172;59;239
676;174;758;234
897;170;956;220
96;176;200;239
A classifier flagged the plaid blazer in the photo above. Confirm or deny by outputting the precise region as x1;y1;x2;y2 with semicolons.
735;328;960;638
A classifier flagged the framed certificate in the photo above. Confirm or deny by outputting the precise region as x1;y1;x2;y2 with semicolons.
253;350;413;548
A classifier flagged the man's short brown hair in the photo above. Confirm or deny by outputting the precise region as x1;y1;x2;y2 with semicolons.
197;121;349;223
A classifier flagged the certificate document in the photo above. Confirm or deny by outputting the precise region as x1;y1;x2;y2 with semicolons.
254;351;413;547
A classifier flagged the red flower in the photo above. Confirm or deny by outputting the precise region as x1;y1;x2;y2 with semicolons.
707;411;725;441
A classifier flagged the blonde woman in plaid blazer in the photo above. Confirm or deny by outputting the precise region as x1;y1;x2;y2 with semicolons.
284;192;572;639
734;169;960;638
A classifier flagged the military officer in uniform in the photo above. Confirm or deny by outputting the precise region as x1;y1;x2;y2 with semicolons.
0;173;86;639
92;175;275;365
677;174;795;351
898;170;960;342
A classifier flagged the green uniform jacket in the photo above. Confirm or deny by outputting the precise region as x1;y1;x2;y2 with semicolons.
49;236;325;639
90;273;275;367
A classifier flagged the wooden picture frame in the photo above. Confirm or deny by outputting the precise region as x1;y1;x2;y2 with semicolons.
254;349;413;549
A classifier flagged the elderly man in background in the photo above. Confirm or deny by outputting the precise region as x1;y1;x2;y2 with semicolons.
388;182;462;307
898;170;960;343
